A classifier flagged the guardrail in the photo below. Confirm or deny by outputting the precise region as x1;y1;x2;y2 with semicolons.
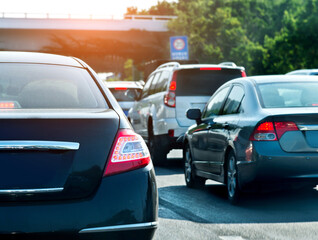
0;12;177;21
124;15;177;21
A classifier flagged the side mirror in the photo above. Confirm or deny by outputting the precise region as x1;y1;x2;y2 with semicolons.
186;108;202;125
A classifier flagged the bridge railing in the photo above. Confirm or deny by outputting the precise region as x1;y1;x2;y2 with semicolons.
0;12;177;21
124;15;177;21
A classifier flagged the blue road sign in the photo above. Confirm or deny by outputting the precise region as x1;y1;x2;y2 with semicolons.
170;36;189;60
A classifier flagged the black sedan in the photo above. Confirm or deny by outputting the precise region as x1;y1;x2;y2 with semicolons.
184;75;318;203
0;52;157;239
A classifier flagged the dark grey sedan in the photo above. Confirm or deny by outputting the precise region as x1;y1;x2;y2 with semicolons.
183;75;318;203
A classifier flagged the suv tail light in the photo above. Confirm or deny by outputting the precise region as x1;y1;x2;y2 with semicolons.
241;70;247;77
250;121;298;141
164;71;177;108
104;129;151;176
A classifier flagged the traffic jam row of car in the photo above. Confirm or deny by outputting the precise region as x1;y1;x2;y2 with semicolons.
112;61;318;204
1;51;318;239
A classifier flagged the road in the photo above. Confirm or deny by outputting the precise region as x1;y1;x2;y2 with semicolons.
153;151;318;240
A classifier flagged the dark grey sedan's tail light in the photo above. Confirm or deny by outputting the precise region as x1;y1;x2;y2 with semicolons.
250;121;299;141
104;129;151;176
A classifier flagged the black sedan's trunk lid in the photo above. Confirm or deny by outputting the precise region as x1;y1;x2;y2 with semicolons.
271;111;318;153
0;109;119;201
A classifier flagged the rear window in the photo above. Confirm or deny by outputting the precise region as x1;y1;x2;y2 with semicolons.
258;82;318;108
175;68;242;96
109;88;141;102
0;63;107;109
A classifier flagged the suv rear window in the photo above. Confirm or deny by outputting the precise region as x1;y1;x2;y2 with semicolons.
0;63;107;109
175;68;242;96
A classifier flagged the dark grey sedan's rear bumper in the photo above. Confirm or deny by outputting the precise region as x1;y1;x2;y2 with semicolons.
237;141;318;191
0;164;158;240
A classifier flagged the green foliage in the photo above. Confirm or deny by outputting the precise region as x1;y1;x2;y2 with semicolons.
263;0;318;73
125;1;177;16
168;0;318;75
122;59;143;81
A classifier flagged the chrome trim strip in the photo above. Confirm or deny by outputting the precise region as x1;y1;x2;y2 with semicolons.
298;125;318;131
0;141;79;150
0;187;64;194
79;221;158;234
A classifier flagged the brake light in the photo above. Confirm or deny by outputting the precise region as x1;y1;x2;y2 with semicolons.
250;121;299;141
169;81;177;91
164;72;177;107
200;67;221;70
115;87;127;90
274;122;298;139
250;122;277;141
104;129;151;176
241;70;247;77
168;129;174;137
0;102;15;109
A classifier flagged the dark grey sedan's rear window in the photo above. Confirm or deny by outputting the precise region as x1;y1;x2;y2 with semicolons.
175;68;242;96
0;63;107;109
258;82;318;108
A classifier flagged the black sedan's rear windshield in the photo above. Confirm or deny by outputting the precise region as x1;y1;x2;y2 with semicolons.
176;68;242;96
0;63;107;109
258;82;318;108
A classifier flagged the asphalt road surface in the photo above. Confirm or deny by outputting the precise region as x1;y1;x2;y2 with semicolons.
153;151;318;240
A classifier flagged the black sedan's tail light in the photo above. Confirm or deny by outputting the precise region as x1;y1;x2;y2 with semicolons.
104;129;151;176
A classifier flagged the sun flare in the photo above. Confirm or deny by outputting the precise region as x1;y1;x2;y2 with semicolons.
1;0;176;19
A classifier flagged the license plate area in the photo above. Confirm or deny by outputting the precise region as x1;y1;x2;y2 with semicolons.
0;150;73;190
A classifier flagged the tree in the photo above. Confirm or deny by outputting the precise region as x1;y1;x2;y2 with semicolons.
263;0;318;73
168;0;266;74
125;1;177;16
168;0;317;75
126;7;138;15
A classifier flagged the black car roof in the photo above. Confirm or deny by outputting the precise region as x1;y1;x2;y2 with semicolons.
0;51;83;68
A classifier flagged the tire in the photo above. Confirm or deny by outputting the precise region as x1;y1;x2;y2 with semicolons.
148;134;167;166
226;151;241;204
184;143;205;188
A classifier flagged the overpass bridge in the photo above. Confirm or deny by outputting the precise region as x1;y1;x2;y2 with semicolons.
0;13;175;72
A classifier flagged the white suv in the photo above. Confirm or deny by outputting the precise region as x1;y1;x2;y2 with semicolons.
128;62;246;164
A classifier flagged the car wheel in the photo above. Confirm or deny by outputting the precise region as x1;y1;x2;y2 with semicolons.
226;151;240;204
148;134;167;166
184;143;205;188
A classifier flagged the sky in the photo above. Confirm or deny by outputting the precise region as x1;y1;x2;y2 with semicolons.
0;0;177;19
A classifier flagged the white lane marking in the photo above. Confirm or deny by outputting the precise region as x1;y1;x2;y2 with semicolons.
219;236;246;240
